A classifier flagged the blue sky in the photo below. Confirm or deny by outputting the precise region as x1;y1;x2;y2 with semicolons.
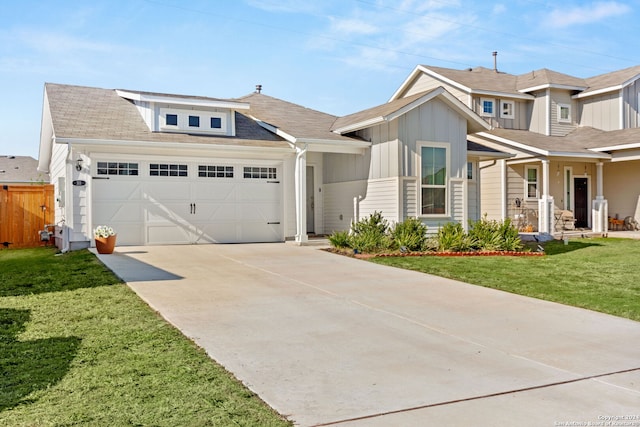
1;0;639;158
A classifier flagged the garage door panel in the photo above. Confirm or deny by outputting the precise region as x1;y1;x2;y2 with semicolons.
194;223;239;243
192;203;237;222
148;225;192;245
93;180;142;201
112;224;145;246
94;202;144;222
145;181;191;201
146;201;190;223
238;183;280;201
192;182;236;201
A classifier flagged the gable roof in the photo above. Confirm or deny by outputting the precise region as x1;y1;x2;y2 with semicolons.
577;65;640;98
392;64;640;103
43;83;286;146
516;68;587;92
0;156;49;183
333;87;491;134
237;92;358;144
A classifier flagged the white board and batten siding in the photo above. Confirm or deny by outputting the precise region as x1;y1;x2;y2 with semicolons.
401;73;469;105
579;92;621;131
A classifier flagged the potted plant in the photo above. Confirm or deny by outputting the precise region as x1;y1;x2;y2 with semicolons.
94;225;117;254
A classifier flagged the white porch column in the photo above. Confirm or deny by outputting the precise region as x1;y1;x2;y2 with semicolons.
592;162;608;233
538;159;554;234
294;144;308;244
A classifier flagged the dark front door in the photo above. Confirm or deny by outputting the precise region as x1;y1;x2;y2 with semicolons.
574;178;588;228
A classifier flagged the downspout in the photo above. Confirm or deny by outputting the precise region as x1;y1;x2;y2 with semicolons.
295;144;308;244
61;142;74;253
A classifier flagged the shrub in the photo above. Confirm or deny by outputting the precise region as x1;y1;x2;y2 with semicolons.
328;230;351;249
468;216;503;251
349;212;392;253
391;217;428;252
437;222;476;252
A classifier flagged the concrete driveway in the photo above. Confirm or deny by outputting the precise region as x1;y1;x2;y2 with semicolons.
95;243;640;427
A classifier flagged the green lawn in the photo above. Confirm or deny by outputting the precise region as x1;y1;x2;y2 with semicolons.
370;237;640;322
0;247;291;426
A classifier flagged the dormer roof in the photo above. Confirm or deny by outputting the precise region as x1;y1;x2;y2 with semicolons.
516;68;587;92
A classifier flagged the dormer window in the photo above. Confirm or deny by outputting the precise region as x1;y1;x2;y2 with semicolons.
481;98;495;117
159;108;228;135
500;101;514;119
558;104;571;123
166;114;178;126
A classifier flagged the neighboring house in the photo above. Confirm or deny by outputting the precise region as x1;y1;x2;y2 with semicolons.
0;155;49;184
37;82;504;250
391;64;640;234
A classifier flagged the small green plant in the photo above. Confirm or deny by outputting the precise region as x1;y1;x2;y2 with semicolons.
348;212;393;253
436;222;476;252
391;217;428;252
328;230;351;249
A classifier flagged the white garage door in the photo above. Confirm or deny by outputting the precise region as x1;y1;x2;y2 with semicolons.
92;160;283;245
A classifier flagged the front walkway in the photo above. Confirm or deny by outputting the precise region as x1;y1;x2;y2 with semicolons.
95;244;640;427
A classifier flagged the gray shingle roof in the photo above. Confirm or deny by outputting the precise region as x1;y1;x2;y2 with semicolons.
423;65;520;94
0;156;49;183
45;83;288;148
422;65;639;96
482;127;622;154
516;68;587;91
237;93;355;142
331;91;427;132
582;65;640;95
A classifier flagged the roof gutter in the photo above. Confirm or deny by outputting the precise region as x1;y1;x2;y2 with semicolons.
54;137;294;154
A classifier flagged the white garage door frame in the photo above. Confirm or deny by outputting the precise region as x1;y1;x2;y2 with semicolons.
91;155;284;245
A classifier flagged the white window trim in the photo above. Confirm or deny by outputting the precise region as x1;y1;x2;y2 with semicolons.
557;103;571;123
480;98;495;117
500;100;514;119
525;165;539;200
418;141;450;217
159;107;228;135
563;166;573;211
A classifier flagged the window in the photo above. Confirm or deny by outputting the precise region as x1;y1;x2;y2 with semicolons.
159;108;227;134
188;115;200;127
166;114;178;126
96;162;139;176
420;144;448;215
243;167;277;179
500;100;514;119
150;163;188;177
525;166;539;199
198;165;233;178
558;104;571;123
481;98;495;117
467;162;474;180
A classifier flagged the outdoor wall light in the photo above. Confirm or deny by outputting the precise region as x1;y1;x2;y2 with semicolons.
75;158;83;171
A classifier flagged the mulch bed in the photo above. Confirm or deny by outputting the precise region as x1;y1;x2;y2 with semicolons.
324;248;545;259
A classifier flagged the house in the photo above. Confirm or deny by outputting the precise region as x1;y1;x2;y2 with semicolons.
37;82;505;250
391;64;640;234
0;155;49;184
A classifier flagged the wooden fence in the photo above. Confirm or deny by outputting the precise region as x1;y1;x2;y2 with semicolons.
0;185;54;249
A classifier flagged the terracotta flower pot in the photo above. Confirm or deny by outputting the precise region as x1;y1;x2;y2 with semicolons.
95;235;117;254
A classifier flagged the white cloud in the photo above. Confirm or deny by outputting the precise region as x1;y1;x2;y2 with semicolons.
329;17;379;36
245;0;322;14
492;4;506;14
548;1;630;28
